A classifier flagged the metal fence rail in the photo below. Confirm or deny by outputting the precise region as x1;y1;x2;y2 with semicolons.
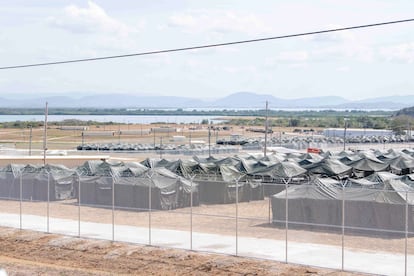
0;172;412;276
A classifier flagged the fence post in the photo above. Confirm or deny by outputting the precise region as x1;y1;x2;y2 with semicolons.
235;177;239;256
19;172;22;230
284;177;291;264
268;182;271;224
47;171;50;233
146;171;153;246
342;180;345;271
190;174;195;251
405;191;408;276
149;174;152;245
112;175;115;242
78;175;81;237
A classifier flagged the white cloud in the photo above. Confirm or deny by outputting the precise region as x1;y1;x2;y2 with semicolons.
288;63;308;69
263;51;307;69
275;50;309;62
48;1;137;36
0;32;4;53
311;43;374;63
336;66;350;72
267;43;373;68
223;65;257;74
140;55;172;67
168;9;271;35
379;42;414;63
265;50;309;68
302;24;375;63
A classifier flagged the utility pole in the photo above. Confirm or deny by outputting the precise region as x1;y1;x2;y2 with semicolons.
43;102;48;166
153;129;156;148
343;118;347;151
160;136;163;159
208;121;211;157
118;124;121;144
264;101;269;157
29;125;32;156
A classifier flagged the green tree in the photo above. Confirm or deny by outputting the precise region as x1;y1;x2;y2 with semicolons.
391;115;414;134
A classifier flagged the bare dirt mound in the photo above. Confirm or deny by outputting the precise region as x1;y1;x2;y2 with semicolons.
0;227;361;275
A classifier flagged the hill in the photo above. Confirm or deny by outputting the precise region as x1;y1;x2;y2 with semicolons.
394;106;414;117
0;91;413;110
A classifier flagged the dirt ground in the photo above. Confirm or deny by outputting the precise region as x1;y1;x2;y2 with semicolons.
0;226;361;275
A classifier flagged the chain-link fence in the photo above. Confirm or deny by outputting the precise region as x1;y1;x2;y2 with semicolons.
0;172;412;275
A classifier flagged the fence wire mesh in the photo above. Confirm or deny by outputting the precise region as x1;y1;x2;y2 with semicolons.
0;171;413;275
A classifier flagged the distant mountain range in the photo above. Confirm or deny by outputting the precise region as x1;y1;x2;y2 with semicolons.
0;91;413;110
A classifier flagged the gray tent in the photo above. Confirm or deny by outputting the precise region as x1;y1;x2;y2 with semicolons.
141;156;264;204
271;177;414;235
385;155;414;175
298;153;325;166
251;161;307;179
251;161;308;196
305;158;352;179
76;160;198;210
0;164;24;200
142;158;206;178
196;165;250;204
0;164;76;201
347;154;390;177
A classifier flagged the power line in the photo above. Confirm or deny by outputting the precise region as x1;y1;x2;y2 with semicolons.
1;18;414;70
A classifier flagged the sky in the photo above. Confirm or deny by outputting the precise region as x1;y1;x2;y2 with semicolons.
1;0;414;101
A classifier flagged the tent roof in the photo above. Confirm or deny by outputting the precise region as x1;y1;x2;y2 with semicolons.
273;177;414;204
306;158;352;177
252;161;307;178
348;157;389;172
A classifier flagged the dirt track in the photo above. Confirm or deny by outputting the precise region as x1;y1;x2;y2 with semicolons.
0;226;361;275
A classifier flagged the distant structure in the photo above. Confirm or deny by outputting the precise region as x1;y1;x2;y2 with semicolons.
323;128;393;138
60;126;89;131
82;131;115;137
120;130;150;135
151;127;177;134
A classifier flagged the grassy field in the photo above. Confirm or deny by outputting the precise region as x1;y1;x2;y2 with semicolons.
0;123;283;152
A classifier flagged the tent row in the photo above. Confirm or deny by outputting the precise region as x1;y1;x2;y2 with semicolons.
0;160;263;209
137;148;414;201
271;176;414;235
139;147;414;181
1;147;414;211
0;161;199;211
